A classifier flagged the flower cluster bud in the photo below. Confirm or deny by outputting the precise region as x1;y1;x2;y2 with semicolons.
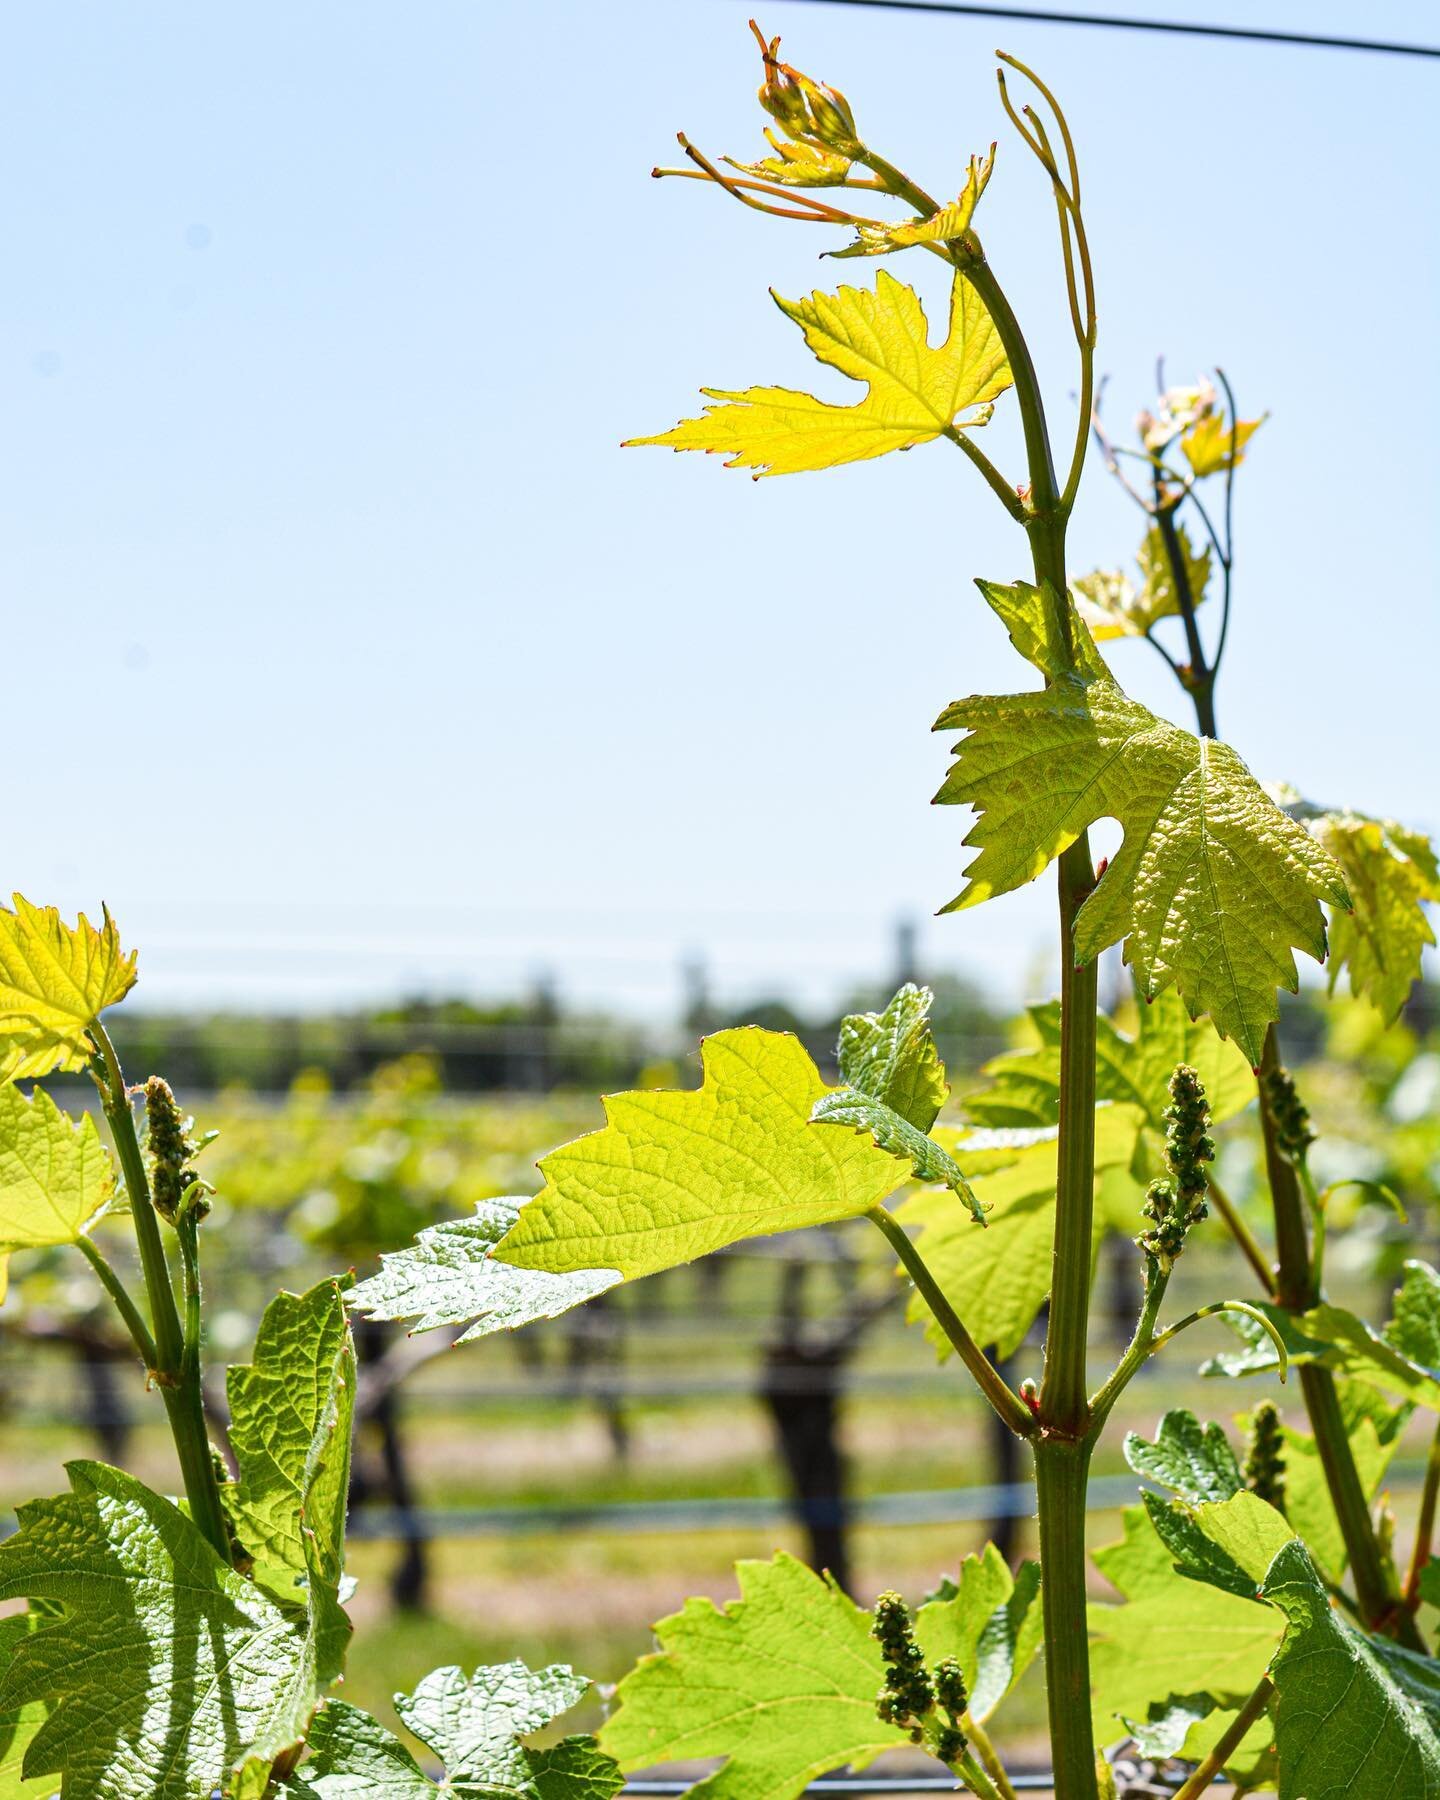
1137;1064;1213;1269
1243;1400;1286;1511
1263;1063;1315;1164
871;1595;968;1767
754;26;865;161
145;1076;210;1225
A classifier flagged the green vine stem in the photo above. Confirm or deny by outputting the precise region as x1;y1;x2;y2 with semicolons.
866;1206;1032;1437
1205;1174;1275;1296
87;1016;232;1564
1403;1414;1440;1611
1143;506;1423;1653
966;1719;1018;1800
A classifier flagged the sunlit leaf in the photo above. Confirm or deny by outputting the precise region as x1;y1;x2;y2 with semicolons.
625;270;1009;476
1072;523;1210;641
0;1086;114;1257
497;1030;905;1280
349;1197;619;1343
828;150;994;258
1276;792;1439;1021
1180;412;1264;476
934;581;1349;1065
0;896;136;1083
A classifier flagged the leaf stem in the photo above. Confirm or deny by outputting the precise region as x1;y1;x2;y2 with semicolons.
1206;1175;1275;1296
865;1205;1033;1436
87;1017;232;1563
76;1233;159;1371
956;1747;1006;1800
942;424;1027;520
1170;1676;1273;1800
1403;1413;1440;1610
965;1719;1017;1800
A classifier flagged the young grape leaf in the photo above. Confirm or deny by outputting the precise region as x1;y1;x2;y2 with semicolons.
809;1092;982;1220
835;984;948;1130
1072;522;1211;642
496;1030;907;1281
1088;1505;1281;1752
964;990;1253;1133
1123;1410;1244;1506
0;1460;324;1798
601;1549;1030;1800
599;1553;905;1800
899;1105;1143;1358
0;896;136;1083
0;1085;115;1258
913;1545;1042;1722
1277;792;1439;1020
349;1197;620;1341
1263;1539;1440;1796
934;581;1349;1065
1180;411;1264;477
280;1664;624;1800
624;270;1010;476
827;151;993;259
1387;1260;1440;1368
226;1278;354;1596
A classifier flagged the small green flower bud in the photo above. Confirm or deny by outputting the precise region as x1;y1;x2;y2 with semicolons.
1263;1064;1315;1163
1137;1065;1213;1268
1243;1400;1286;1510
145;1076;211;1225
933;1657;967;1720
752;24;865;160
871;1591;933;1724
933;1724;968;1767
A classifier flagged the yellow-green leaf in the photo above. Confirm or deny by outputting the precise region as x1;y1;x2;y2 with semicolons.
0;1085;115;1254
496;1029;905;1280
1074;524;1211;641
0;896;136;1083
1277;793;1439;1021
625;269;1009;476
934;582;1349;1065
1180;412;1264;476
827;150;994;258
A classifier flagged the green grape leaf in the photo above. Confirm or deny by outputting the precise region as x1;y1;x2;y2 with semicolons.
0;1461;325;1798
0;1614;52;1797
1072;522;1211;642
1123;1410;1243;1506
1181;412;1264;477
965;989;1253;1132
0;896;136;1083
934;581;1349;1065
1201;1301;1334;1380
1122;1692;1216;1759
601;1548;1031;1800
809;1091;982;1220
827;151;994;258
599;1552;906;1800
349;1197;619;1342
1088;1514;1281;1750
1387;1260;1440;1369
913;1545;1042;1722
496;1030;906;1281
1277;794;1439;1020
282;1665;624;1800
0;1085;115;1256
899;1105;1143;1358
835;984;948;1130
624;270;1010;476
1261;1538;1440;1797
226;1278;354;1608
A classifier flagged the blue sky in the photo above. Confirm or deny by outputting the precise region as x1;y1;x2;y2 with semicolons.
3;2;1435;1017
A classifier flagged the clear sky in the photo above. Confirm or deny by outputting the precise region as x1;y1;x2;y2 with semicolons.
4;2;1436;1018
